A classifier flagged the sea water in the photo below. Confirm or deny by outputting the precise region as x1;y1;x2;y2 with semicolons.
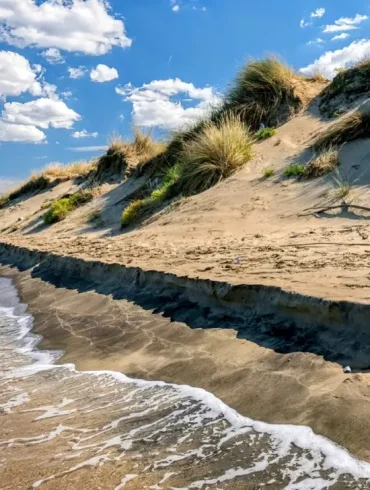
0;276;369;489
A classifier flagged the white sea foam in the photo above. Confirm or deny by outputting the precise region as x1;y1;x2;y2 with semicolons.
1;276;370;489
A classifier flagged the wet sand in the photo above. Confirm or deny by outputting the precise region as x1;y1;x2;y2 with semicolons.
1;263;370;467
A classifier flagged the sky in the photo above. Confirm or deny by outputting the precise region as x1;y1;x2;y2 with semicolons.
0;0;370;181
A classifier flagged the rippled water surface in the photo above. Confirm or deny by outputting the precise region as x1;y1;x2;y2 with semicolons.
1;277;370;489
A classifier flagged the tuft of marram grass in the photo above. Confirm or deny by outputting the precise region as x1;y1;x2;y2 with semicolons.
97;127;166;179
0;161;95;209
315;110;370;150
41;161;94;180
263;168;275;178
329;169;357;201
304;147;339;179
284;164;305;178
176;114;253;195
44;191;93;225
256;127;276;140
121;164;182;227
226;56;300;130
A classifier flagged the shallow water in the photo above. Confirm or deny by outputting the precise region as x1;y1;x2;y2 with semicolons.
0;277;370;489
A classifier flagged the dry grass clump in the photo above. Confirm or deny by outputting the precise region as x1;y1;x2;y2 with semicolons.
96;128;166;179
225;56;302;130
329;169;357;201
308;72;328;83
304;147;339;179
42;161;94;180
177;114;253;195
315;110;370;150
0;161;95;209
0;174;50;209
43;190;94;225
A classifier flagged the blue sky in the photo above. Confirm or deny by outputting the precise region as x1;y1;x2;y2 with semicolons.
0;0;370;181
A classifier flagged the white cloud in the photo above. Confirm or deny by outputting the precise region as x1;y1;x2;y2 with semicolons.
300;39;370;78
68;145;108;152
68;66;87;79
332;33;350;41
0;50;42;97
0;121;45;142
323;14;368;33
116;78;221;130
307;38;324;46
300;19;309;28
41;48;64;64
2;98;81;129
0;0;132;55
72;130;98;138
172;5;180;12
301;8;325;28
90;64;119;83
311;8;325;18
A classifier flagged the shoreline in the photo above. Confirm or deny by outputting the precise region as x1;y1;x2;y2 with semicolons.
2;241;370;461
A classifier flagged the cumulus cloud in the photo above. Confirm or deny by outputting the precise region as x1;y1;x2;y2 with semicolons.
68;66;87;79
172;5;180;12
90;64;119;83
0;0;132;55
300;39;370;78
41;48;64;64
116;78;221;130
311;8;325;18
332;33;350;41
1;98;81;129
0;50;42;97
0;121;45;142
72;130;98;138
323;14;368;33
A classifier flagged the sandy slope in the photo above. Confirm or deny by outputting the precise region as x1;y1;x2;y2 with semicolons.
2;100;370;303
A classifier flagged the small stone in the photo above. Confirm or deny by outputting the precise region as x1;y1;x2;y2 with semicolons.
344;366;351;374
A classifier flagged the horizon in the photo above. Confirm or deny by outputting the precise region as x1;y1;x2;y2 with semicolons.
1;0;370;182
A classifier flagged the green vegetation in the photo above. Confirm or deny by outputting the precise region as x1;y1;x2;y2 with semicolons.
315;110;370;150
263;168;275;178
284;164;305;178
256;127;276;140
44;191;93;225
304;147;339;179
121;164;182;227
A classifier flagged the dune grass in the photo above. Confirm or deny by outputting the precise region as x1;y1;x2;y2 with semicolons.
315;110;370;150
43;191;94;225
96;128;166;179
121;164;182;227
263;168;275;178
284;164;305;178
176;114;253;195
225;56;300;130
0;161;95;210
329;169;357;201
256;127;276;140
304;147;339;179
